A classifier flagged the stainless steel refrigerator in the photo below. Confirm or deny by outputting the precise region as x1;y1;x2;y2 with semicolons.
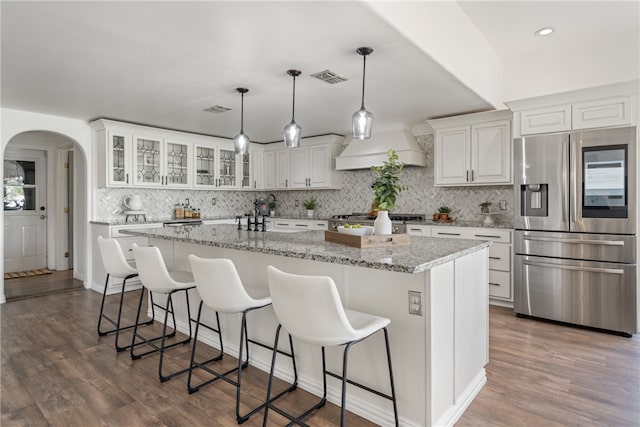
514;126;638;336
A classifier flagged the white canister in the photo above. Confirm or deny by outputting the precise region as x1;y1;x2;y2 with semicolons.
123;194;143;211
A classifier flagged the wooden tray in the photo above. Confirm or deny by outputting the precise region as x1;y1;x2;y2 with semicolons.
324;230;410;248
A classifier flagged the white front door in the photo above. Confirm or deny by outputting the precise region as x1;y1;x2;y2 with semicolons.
4;149;47;272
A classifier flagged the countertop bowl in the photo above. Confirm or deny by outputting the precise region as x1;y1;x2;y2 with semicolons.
337;225;374;236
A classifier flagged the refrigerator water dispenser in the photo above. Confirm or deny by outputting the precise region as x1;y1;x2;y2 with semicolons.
521;184;548;217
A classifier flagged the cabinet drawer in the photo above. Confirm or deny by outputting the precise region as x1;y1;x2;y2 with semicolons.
407;225;431;236
489;244;510;271
117;237;150;260
431;227;511;243
314;222;328;230
488;270;511;299
110;223;161;238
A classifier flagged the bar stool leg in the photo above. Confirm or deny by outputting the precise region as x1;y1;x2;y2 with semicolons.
383;327;399;427
97;274;112;336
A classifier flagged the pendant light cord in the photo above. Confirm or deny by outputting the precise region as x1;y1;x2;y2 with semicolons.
291;74;296;121
240;91;245;132
360;54;367;109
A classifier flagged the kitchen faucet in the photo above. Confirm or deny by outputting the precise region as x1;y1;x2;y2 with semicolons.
247;198;266;232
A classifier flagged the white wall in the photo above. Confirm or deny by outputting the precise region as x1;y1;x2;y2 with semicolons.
1;108;93;303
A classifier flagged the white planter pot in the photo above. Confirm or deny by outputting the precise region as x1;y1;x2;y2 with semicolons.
374;210;392;235
306;209;314;218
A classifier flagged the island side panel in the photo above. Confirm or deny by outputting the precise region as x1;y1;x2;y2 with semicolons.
164;239;430;427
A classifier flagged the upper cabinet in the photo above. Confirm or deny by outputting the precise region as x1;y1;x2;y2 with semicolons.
430;110;512;187
506;81;638;137
265;135;343;190
92;119;251;190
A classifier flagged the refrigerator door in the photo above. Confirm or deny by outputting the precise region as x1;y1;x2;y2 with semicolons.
514;254;637;335
514;133;570;231
570;126;636;234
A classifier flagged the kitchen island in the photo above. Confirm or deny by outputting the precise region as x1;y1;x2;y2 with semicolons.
123;224;490;427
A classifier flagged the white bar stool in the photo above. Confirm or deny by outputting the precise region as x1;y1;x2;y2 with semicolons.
187;255;297;424
96;236;155;351
131;244;196;382
264;266;399;427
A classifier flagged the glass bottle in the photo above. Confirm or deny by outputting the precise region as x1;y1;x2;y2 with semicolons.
184;204;192;218
175;204;184;219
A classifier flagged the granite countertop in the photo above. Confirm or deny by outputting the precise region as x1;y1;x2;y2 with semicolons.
90;216;235;226
121;224;490;274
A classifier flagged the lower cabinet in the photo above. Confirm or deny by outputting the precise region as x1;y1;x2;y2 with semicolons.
431;226;513;303
270;219;328;231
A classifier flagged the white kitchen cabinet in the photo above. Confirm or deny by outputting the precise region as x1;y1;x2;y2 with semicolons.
250;149;264;190
105;130;133;187
572;96;631;130
271;219;327;231
263;151;275;190
275;150;290;189
520;104;571;135
193;137;247;190
264;135;343;190
406;224;432;236
431;226;513;303
430;110;512;187
131;134;192;188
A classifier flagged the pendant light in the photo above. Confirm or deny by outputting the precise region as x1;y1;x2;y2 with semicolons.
352;47;374;139
233;88;250;155
284;69;302;148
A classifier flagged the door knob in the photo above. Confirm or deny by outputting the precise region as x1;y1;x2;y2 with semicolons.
40;215;46;219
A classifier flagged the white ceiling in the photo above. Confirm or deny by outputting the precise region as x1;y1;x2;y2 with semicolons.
2;1;637;143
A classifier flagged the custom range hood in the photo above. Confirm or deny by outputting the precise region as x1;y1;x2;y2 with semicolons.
335;129;427;170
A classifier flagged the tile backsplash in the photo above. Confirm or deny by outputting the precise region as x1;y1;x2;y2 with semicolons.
95;135;514;223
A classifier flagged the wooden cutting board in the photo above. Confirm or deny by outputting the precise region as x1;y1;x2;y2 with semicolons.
324;230;410;248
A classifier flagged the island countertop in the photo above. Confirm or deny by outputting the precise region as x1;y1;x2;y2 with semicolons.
121;224;490;274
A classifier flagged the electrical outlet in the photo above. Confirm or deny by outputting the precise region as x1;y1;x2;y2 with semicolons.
295;199;299;208
211;197;216;205
408;290;422;316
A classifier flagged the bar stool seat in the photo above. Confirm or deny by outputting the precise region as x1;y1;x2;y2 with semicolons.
187;255;297;424
131;244;195;383
96;236;154;352
264;265;399;427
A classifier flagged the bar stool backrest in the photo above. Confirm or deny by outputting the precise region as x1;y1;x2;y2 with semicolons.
266;266;358;347
132;244;177;293
97;235;137;278
188;255;260;313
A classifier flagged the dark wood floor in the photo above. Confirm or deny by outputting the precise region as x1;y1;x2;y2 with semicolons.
4;269;83;301
1;278;639;426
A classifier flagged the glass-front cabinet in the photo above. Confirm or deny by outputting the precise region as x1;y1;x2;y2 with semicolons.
107;131;132;186
132;135;192;188
193;139;246;189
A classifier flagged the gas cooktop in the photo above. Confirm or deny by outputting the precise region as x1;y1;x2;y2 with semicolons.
331;213;426;222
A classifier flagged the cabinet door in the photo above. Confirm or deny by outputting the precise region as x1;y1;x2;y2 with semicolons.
107;131;132;187
133;134;163;187
520;104;571;135
251;150;264;190
309;144;331;188
217;147;238;188
239;152;251;189
275;150;290;189
263;151;275;190
164;140;191;187
194;144;217;188
434;126;470;185
291;147;309;188
572;96;631;130
471;120;511;184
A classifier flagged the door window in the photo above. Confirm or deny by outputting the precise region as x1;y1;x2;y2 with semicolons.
4;160;36;211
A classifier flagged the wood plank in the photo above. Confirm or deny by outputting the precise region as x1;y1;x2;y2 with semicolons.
324;230;410;248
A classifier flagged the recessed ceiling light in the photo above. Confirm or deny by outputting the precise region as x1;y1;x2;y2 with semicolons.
534;27;554;36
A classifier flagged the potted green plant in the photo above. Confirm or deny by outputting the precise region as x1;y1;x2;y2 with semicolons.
438;206;452;221
371;149;407;234
479;201;492;214
303;197;317;217
268;201;277;217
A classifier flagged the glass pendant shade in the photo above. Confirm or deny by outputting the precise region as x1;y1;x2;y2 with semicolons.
353;47;374;140
284;69;302;148
352;107;373;139
284;120;301;148
233;132;249;155
234;87;250;155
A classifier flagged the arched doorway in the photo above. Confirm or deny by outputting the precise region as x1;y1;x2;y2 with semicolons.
1;108;93;303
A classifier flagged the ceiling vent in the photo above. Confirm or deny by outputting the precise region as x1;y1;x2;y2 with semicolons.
310;70;348;84
203;105;232;113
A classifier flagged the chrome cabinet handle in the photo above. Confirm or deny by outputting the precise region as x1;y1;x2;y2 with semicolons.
126;173;129;184
436;232;461;236
489;256;501;260
523;236;624;246
489;282;500;286
471;170;474;181
466;170;469;182
523;260;623;275
474;234;502;239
